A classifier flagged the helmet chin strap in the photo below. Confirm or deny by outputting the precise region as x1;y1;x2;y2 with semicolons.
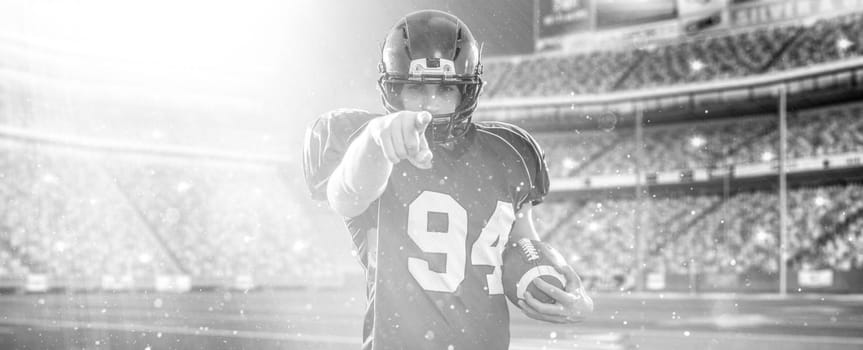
428;111;471;144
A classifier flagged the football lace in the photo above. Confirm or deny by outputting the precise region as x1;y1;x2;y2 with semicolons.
519;238;540;261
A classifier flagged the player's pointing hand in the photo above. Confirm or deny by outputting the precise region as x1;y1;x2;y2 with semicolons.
368;110;434;169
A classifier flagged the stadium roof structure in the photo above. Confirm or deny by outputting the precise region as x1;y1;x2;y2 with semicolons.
475;57;863;131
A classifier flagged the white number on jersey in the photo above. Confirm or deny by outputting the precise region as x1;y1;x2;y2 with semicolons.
471;201;515;295
407;191;515;294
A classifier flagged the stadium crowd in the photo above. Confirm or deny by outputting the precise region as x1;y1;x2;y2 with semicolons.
537;184;863;290
0;144;172;280
0;144;340;284
484;13;863;98
539;101;863;177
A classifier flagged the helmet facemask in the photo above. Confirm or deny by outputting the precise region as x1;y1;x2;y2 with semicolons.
378;67;483;143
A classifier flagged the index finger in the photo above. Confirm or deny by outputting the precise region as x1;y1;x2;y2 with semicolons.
401;114;420;156
523;291;569;317
533;278;582;306
415;111;432;131
558;265;586;295
518;300;570;324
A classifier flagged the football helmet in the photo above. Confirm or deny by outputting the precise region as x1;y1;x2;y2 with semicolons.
378;10;484;144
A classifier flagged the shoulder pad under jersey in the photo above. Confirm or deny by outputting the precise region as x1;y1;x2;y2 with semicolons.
475;121;550;209
303;109;379;201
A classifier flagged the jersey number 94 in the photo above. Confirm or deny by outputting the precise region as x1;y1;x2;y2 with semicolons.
407;191;515;295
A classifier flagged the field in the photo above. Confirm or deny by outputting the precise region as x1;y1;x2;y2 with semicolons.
2;288;863;350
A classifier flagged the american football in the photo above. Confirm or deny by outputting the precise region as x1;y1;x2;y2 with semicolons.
502;238;568;305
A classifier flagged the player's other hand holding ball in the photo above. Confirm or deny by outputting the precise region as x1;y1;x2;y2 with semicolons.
519;265;594;324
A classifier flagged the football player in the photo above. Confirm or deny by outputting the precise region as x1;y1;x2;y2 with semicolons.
303;10;593;349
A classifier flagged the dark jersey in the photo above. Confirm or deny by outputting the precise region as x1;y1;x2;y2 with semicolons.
303;110;550;350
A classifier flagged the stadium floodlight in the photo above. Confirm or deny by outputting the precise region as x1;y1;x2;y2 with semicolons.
837;37;854;51
138;252;153;264
754;228;773;246
292;240;308;253
176;181;193;193
814;196;829;207
761;151;775;162
689;59;705;72
562;157;578;170
42;173;59;184
689;135;706;148
0;0;286;97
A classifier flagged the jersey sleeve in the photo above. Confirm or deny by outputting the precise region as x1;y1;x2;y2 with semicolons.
345;200;379;269
479;121;550;211
302;109;379;201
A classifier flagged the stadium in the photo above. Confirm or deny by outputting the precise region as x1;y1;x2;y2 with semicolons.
2;0;863;349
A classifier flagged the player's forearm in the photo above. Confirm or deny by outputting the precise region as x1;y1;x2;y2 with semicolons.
327;127;393;217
